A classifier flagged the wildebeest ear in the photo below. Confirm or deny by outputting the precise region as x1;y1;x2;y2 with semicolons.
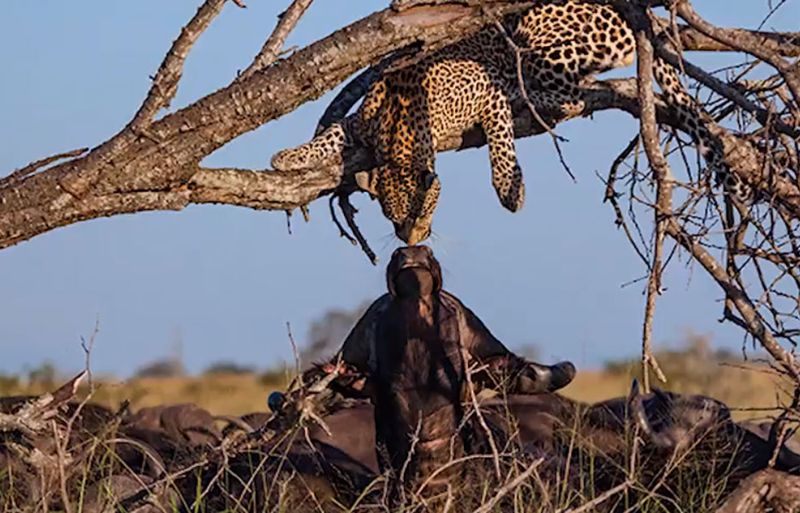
386;249;402;297
628;378;641;403
427;249;443;292
355;171;377;197
652;387;672;405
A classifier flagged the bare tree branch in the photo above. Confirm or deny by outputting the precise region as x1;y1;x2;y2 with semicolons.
653;41;799;138
0;147;88;188
130;0;240;129
665;219;800;380
3;0;800;251
238;0;314;81
623;2;670;392
670;0;800;106
675;25;800;57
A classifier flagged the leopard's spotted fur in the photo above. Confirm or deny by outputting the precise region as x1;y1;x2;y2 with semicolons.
272;0;752;244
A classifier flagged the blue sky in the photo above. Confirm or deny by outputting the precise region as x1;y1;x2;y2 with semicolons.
1;1;796;378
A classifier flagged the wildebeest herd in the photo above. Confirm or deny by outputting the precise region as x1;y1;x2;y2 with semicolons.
2;246;799;512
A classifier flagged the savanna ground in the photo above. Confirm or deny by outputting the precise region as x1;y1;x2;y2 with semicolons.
2;337;799;512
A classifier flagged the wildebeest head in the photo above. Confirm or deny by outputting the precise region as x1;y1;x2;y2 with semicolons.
629;380;731;450
386;245;442;299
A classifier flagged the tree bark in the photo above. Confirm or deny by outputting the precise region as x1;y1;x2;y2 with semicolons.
716;469;800;513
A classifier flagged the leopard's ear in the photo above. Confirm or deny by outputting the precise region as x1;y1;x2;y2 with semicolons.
355;171;378;197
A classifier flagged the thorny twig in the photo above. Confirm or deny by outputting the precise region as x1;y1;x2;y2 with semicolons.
337;190;378;265
461;346;502;480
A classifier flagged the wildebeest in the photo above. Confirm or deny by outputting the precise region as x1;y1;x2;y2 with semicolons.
276;245;577;500
333;245;577;396
269;376;800;510
123;403;222;447
0;373;172;511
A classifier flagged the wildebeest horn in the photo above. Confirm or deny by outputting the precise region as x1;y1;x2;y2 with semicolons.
51;370;88;405
629;379;673;449
107;436;167;479
215;415;256;434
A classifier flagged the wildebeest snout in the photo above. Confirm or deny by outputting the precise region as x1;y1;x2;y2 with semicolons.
386;245;442;298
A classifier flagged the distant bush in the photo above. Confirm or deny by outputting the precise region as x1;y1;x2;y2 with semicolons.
602;332;759;396
259;367;291;388
27;361;57;388
301;302;370;364
203;361;255;375
134;358;185;378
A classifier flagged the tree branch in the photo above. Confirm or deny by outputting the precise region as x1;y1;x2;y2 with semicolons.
130;0;239;129
675;25;800;57
670;0;800;106
0;147;88;188
623;2;670;392
2;1;799;254
237;0;314;81
665;218;800;381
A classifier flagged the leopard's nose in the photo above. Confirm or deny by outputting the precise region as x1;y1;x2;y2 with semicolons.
394;222;413;244
404;228;425;245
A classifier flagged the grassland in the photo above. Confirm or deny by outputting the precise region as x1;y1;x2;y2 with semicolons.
1;343;796;512
1;356;788;421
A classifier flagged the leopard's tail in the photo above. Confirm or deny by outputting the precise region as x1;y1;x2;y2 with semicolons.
271;117;355;171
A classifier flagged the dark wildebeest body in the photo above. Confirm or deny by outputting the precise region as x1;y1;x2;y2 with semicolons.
267;390;800;510
302;245;576;498
375;265;468;491
331;246;576;398
124;403;221;447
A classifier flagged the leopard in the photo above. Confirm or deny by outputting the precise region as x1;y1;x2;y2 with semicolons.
271;0;752;244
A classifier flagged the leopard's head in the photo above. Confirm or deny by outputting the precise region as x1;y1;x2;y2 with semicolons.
356;169;441;245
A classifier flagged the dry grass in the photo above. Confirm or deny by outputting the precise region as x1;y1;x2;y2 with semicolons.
1;353;795;512
561;367;784;422
1;362;784;422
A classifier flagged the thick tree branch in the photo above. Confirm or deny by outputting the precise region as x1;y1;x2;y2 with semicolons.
1;70;792;251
